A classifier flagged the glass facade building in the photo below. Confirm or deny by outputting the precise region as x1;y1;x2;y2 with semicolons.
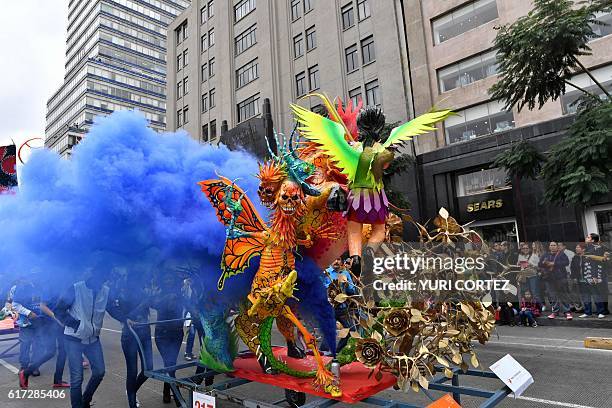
45;0;188;157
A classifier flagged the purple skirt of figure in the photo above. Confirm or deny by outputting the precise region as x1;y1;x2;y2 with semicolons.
345;188;389;224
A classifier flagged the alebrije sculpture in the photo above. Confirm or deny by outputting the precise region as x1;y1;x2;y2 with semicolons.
291;103;453;275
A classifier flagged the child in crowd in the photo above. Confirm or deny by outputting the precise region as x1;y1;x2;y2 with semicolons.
519;290;541;327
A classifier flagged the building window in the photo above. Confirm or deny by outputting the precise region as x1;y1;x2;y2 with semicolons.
438;50;498;93
293;34;304;58
365;79;379;106
432;0;498;45
208;28;215;46
209;88;216;108
444;100;515;144
296;71;306;96
456;168;511;197
201;63;208;81
306;26;316;50
361;35;375;64
208;0;214;18
304;0;314;13
202;93;208;112
591;11;612;39
175;21;188;45
236;58;259;88
345;44;359;72
308;64;319;91
291;0;301;20
237;94;261;122
202;124;209;142
210;120;217;139
235;24;257;55
357;0;371;21
183;77;189;95
201;6;207;23
349;87;362;107
341;4;355;29
235;0;256;22
177;109;183;127
183;106;189;124
201;34;207;52
209;58;215;77
177;81;182;99
183;49;188;66
561;64;612;114
176;54;182;71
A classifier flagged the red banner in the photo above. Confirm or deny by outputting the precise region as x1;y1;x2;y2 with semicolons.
0;145;17;193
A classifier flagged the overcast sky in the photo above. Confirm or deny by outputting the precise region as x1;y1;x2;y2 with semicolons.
0;1;68;148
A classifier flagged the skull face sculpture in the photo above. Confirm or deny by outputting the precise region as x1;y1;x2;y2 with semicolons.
276;180;304;216
258;181;281;208
257;161;286;208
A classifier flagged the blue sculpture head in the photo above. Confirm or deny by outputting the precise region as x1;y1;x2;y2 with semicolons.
266;128;320;197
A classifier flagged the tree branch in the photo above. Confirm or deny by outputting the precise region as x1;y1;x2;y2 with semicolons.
563;79;599;98
572;56;612;99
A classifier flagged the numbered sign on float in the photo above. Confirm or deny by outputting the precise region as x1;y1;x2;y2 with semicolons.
193;391;215;408
489;354;533;398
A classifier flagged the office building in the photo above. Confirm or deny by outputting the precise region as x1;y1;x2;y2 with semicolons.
167;0;412;143
45;0;189;157
401;0;612;243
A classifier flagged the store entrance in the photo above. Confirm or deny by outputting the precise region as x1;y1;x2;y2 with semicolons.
584;204;612;246
468;218;519;244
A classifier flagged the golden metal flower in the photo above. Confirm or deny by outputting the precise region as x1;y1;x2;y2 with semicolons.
384;309;411;336
355;338;384;368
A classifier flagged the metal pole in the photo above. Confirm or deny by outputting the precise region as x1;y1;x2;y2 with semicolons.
452;372;461;405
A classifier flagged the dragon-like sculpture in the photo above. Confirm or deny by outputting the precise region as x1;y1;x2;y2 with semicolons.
199;171;341;396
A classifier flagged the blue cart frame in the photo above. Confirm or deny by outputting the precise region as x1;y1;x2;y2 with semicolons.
0;324;20;359
128;319;511;408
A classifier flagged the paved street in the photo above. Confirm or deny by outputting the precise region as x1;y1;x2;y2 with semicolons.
1;319;611;408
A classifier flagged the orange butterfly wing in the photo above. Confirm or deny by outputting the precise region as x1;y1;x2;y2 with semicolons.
198;177;266;232
198;177;267;289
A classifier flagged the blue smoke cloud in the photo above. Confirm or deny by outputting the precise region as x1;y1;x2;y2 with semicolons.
0;110;335;353
0;111;263;300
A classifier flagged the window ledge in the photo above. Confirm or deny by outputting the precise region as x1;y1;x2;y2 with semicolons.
346;68;359;75
362;60;376;68
235;78;259;91
234;9;256;24
237;113;261;124
307;46;317;53
294;54;304;60
342;25;355;32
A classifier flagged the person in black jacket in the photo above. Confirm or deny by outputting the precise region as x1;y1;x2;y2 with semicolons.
152;271;185;405
585;233;610;317
107;271;152;408
539;242;572;320
572;243;606;318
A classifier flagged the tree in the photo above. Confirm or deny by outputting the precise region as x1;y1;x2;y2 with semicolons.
490;0;612;205
380;121;415;213
492;140;544;181
540;100;612;204
384;154;415;213
490;0;612;111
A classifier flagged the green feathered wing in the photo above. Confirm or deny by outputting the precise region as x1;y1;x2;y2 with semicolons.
291;104;360;182
382;109;454;149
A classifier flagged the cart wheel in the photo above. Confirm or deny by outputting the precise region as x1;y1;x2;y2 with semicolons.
285;389;306;407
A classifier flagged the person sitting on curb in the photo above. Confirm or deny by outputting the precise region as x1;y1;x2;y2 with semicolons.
519;290;541;327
